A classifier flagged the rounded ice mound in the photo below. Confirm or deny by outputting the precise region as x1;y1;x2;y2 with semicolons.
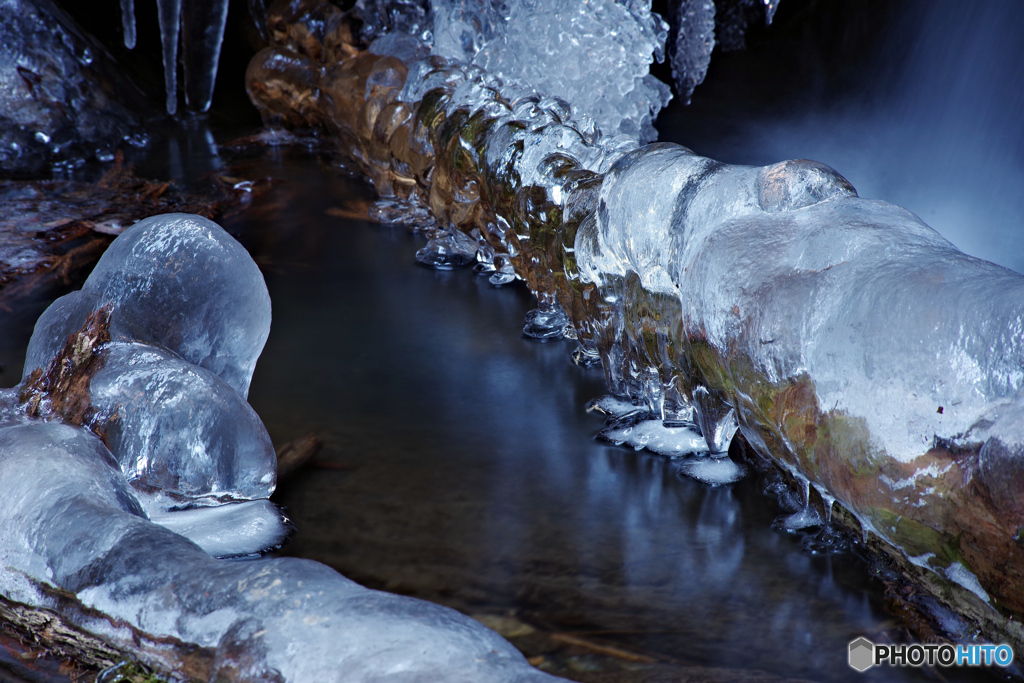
0;423;148;584
84;213;271;398
757;159;857;213
89;342;276;502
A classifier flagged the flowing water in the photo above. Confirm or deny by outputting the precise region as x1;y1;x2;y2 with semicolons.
3;1;1023;681
660;0;1024;273
233;145;993;683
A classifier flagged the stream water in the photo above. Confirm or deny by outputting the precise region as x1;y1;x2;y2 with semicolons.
224;145;996;683
2;1;1022;681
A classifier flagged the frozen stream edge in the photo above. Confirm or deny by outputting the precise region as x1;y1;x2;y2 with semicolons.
0;214;563;682
244;0;1024;655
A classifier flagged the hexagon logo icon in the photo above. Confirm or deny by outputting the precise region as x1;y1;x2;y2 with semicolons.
849;637;875;672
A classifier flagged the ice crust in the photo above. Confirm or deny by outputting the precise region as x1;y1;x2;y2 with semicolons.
427;0;671;141
244;4;1024;621
2;213;563;681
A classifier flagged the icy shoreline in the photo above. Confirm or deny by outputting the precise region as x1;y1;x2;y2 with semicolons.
246;0;1024;649
0;213;563;682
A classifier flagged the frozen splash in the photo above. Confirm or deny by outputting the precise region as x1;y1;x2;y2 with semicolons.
428;0;671;141
246;0;1024;642
1;213;564;682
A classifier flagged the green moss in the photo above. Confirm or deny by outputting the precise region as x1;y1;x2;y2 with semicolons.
870;507;963;568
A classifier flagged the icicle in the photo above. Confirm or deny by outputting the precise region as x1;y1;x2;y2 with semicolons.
670;0;715;104
247;0;269;41
120;0;136;49
157;0;182;115
815;485;836;527
181;0;231;112
764;0;780;25
692;385;739;454
774;476;822;531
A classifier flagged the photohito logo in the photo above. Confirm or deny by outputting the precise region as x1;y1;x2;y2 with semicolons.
848;637;1014;671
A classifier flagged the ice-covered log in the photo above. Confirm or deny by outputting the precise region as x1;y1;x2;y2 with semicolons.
245;0;1024;646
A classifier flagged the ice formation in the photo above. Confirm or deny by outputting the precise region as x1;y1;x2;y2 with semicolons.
120;0;230;113
245;0;1024;645
0;0;149;175
428;0;672;141
669;0;716;104
19;213;277;522
1;213;564;681
714;0;779;52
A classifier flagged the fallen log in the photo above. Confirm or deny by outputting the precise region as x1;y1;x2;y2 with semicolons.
244;0;1024;652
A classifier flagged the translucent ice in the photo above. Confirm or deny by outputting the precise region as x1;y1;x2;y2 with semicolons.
24;213;272;399
89;341;276;503
181;0;231;112
120;0;136;48
356;0;432;44
0;422;562;682
120;0;231;113
0;0;148;174
145;498;293;558
416;228;479;268
21;214;275;509
428;0;672;141
675;454;746;486
586;395;640;419
156;0;181;115
669;0;715;104
601;418;709;458
522;305;571;340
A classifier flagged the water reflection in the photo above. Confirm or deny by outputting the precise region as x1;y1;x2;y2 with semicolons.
237;151;995;682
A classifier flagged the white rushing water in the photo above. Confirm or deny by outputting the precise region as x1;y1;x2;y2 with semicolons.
695;0;1024;274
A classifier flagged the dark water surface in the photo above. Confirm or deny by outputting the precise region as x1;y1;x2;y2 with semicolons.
225;147;996;683
3;1;1020;680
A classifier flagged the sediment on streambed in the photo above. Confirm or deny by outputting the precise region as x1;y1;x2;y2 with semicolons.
244;0;1024;654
